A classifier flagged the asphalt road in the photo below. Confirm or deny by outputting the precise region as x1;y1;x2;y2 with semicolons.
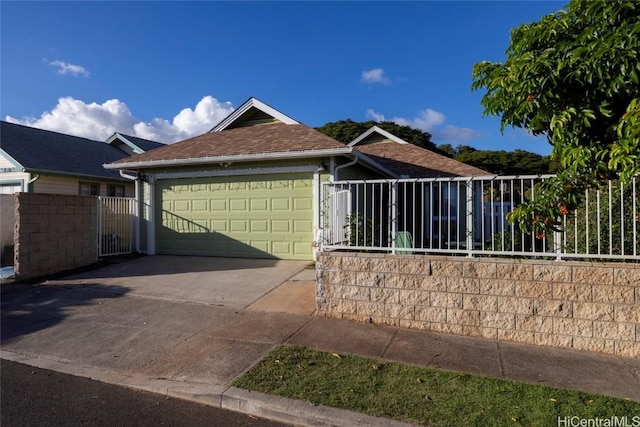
0;359;289;427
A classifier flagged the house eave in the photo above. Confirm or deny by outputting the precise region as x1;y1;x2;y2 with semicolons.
23;167;130;182
104;147;353;170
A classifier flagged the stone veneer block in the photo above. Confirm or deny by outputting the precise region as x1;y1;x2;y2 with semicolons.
614;305;640;323
498;296;535;315
572;266;614;285
462;294;498;312
573;337;615;354
615;341;640;358
593;321;636;341
553;318;594;337
613;268;640;286
514;281;552;298
592;285;636;304
572;302;614;321
497;263;534;281
431;291;463;309
479;279;515;296
498;329;535;345
398;290;429;305
552;283;593;301
515;314;553;334
534;264;572;282
463;262;497;278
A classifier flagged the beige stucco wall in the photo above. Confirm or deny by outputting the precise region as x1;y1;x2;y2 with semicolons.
317;252;640;358
14;193;98;279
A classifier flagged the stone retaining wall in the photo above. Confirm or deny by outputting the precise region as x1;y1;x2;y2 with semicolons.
316;252;640;358
15;193;98;280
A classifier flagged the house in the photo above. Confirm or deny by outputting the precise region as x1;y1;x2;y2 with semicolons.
0;121;163;196
105;97;487;260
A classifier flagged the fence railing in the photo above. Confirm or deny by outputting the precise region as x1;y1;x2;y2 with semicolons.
320;175;640;261
98;196;136;257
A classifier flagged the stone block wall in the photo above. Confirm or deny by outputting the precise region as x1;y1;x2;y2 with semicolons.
316;252;640;358
15;193;98;279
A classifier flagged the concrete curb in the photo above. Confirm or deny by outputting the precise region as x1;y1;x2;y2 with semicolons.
222;387;416;427
0;350;415;427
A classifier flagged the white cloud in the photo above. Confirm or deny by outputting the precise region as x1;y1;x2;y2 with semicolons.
49;60;90;78
366;109;385;122
5;96;235;143
361;68;390;84
366;107;485;144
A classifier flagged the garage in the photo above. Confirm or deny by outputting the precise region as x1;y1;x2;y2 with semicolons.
156;173;314;260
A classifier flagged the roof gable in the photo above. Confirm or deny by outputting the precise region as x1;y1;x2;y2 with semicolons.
210;97;299;132
348;126;408;147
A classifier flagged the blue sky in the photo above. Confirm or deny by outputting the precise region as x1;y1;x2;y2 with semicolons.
1;1;566;154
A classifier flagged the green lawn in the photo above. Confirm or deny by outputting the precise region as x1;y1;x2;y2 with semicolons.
232;345;640;427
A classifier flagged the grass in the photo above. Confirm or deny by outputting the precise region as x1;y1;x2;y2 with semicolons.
232;345;640;427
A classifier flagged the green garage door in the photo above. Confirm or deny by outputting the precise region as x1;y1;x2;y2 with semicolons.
156;173;314;260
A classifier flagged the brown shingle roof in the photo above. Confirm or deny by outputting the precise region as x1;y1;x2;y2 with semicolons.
355;142;488;178
112;123;347;166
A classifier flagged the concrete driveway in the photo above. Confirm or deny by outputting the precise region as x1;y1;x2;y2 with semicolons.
46;256;314;310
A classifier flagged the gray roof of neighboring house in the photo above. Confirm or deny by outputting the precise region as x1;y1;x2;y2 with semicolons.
0;121;129;181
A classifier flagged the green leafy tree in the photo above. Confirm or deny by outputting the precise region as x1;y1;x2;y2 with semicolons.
316;119;437;150
456;149;555;175
472;0;640;237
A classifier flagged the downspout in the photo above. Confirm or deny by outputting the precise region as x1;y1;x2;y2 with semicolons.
333;155;358;181
119;170;142;254
27;174;40;192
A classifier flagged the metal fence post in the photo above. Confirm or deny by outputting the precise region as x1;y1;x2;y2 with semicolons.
466;180;474;257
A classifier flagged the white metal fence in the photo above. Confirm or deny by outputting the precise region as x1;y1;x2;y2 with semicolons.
98;196;136;257
320;175;640;261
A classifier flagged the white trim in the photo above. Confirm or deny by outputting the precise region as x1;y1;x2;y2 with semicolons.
348;125;409;147
146;177;156;255
313;169;320;259
104;147;352;170
106;133;145;154
0;148;25;171
210;97;299;132
153;165;320;180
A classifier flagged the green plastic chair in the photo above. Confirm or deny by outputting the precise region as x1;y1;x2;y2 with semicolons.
395;231;414;255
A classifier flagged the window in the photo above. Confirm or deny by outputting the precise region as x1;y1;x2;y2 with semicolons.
107;184;125;197
79;182;100;196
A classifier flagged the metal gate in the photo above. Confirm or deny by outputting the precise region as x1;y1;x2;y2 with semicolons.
98;196;136;256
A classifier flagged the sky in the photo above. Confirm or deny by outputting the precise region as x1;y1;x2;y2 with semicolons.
1;1;567;155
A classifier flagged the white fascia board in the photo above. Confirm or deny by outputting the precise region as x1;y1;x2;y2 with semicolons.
348;125;409;147
103;147;352;170
154;165;319;180
105;133;145;154
210;97;299;132
0;148;26;171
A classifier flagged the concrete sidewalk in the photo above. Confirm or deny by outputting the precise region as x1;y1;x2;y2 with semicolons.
2;280;639;426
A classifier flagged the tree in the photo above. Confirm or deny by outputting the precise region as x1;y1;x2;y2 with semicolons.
472;0;640;237
316;119;437;150
455;149;556;175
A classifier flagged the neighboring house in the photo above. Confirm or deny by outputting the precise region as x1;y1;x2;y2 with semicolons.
0;121;163;196
105;97;487;261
